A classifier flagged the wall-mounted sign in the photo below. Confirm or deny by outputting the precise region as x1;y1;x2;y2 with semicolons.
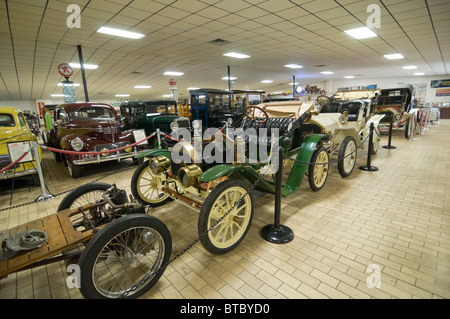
430;79;450;88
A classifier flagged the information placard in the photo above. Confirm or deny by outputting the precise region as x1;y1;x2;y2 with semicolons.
7;141;34;164
132;129;148;146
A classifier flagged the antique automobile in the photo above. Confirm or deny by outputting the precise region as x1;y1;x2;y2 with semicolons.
46;102;145;178
189;88;265;129
0;182;171;299
0;106;42;185
313;97;384;177
373;85;416;138
130;101;333;254
119;100;190;146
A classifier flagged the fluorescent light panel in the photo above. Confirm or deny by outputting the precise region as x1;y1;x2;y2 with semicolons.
69;62;98;69
261;80;273;83
402;65;417;69
223;52;250;59
163;71;184;76
222;76;237;80
115;94;130;97
284;64;303;69
321;71;334;75
414;72;425;75
384;53;404;60
51;94;66;97
344;76;355;79
344;27;377;39
97;26;145;39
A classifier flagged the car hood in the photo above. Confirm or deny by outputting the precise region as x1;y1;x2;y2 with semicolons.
66;119;121;141
0;126;32;144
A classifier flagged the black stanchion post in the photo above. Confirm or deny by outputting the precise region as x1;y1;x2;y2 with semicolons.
261;146;294;244
359;122;379;172
382;120;396;149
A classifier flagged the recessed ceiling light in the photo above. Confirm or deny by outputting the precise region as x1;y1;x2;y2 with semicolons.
402;65;417;69
321;71;334;75
284;64;303;69
134;85;151;89
97;26;145;39
162;94;172;97
223;52;250;59
187;87;200;90
115;94;130;97
222;76;237;80
163;71;184;76
69;62;98;69
57;83;80;86
414;72;425;75
344;27;377;39
344;76;355;79
261;80;273;83
384;53;404;60
51;94;66;97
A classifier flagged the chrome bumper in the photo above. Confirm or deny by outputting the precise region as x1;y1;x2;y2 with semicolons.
72;149;138;165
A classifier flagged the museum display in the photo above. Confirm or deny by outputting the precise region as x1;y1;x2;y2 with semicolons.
130;101;332;254
45;102;146;178
0;183;171;299
0;106;42;185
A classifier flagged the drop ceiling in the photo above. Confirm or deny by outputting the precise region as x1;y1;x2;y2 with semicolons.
0;0;448;102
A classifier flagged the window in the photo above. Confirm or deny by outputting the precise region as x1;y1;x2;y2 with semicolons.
70;107;115;120
17;113;27;127
0;114;15;127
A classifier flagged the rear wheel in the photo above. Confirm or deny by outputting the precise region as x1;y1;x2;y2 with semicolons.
78;214;172;299
337;136;357;177
308;147;329;191
198;179;253;254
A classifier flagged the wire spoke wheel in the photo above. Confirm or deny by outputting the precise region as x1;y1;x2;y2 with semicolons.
198;180;254;254
131;160;171;206
79;215;171;299
308;147;329;191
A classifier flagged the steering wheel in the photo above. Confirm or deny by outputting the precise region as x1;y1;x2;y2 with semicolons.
380;96;390;104
244;105;269;124
317;95;331;107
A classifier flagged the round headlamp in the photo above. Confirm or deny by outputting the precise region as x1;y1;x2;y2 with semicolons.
178;165;202;188
71;137;84;151
150;156;170;174
192;120;201;130
170;121;179;131
395;114;402;121
339;113;348;124
227;117;233;125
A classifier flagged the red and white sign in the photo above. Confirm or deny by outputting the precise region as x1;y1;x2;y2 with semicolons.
58;63;73;77
169;79;177;86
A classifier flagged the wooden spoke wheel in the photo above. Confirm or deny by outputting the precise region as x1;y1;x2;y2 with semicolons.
308;147;329;191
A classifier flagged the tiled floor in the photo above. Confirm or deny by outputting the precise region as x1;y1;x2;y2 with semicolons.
0;120;449;299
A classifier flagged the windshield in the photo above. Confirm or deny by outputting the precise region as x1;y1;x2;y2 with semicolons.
208;94;231;112
70;107;115;120
0;114;15;127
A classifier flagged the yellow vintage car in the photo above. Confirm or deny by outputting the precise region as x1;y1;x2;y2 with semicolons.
0;106;42;185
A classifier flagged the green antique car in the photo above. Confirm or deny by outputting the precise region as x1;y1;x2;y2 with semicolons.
130;101;331;254
119;100;190;146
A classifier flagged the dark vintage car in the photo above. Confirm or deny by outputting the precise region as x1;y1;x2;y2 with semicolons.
189;88;265;130
119;100;190;147
46;102;145;178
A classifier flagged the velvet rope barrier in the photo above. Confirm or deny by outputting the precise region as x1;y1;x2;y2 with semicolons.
40;132;156;155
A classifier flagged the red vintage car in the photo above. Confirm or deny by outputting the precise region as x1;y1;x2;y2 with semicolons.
46;102;145;178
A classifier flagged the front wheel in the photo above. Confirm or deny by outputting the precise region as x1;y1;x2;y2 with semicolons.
198;179;254;255
130;160;171;207
78;214;172;299
337;136;357;178
308;147;329;191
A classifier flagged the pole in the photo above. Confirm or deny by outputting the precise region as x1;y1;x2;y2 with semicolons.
77;45;89;102
261;146;294;244
33;142;54;202
382;120;396;149
359;122;379;172
227;65;231;91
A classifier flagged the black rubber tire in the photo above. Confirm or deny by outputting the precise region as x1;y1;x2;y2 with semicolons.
337;136;357;178
198;179;254;255
130;160;171;207
78;214;172;299
404;118;412;139
308;147;329;192
57;182;112;211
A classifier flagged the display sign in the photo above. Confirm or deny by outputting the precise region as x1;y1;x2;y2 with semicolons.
7;141;34;164
430;79;450;88
58;63;73;77
132;129;148;145
436;88;450;97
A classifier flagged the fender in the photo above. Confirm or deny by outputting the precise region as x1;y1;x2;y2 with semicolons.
135;147;170;159
283;133;328;196
362;114;385;147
